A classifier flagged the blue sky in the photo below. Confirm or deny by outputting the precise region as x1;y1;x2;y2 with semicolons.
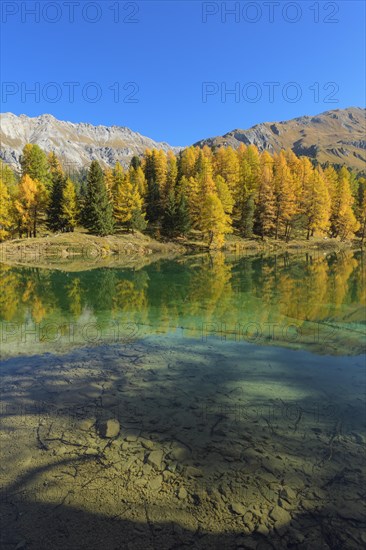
1;1;365;145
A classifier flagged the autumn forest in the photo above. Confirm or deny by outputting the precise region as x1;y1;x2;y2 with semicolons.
1;143;365;248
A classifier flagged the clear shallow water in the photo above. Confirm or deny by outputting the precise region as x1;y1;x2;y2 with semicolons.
0;251;365;549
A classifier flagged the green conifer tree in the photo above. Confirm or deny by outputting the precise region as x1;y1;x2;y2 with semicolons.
83;161;114;236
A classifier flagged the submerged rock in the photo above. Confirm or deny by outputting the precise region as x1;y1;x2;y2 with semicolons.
79;419;95;431
98;418;120;438
147;450;164;470
280;486;296;502
178;487;188;500
270;506;291;534
230;502;246;515
149;475;163;492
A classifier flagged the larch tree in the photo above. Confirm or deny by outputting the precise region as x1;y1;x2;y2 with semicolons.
112;162;125;199
2;142;363;248
297;157;315;224
21;144;51;190
0;162;17;238
113;171;133;227
114;172;146;233
196;153;221;231
255;151;276;238
177;146;198;180
129;165;147;199
273;152;297;240
303;168;331;238
355;178;366;243
285;149;302;196
215;175;234;215
196;153;216;196
15;174;48;238
0;160;17;197
179;175;200;228
60;178;79;232
144;149;166;223
104;167;115;203
164;151;178;204
0;179;12;241
236;145;260;234
213;147;240;194
324;166;339;220
331;167;360;239
241;194;256;238
200;192;232;249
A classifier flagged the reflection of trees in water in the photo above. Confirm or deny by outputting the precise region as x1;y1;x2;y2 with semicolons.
1;252;364;340
0;266;56;324
0;265;22;321
184;253;233;319
65;278;83;319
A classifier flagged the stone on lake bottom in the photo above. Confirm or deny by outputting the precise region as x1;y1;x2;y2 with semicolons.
230;502;247;515
147;450;164;470
178;487;187;500
98;418;120;438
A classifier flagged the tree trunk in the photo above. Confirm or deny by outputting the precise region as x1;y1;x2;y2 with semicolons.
275;216;279;239
33;207;37;238
361;219;366;244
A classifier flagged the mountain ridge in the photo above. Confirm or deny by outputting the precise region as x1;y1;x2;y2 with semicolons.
194;106;366;172
1;107;365;173
0;112;182;172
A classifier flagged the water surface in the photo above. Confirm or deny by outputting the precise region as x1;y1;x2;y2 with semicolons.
0;250;365;549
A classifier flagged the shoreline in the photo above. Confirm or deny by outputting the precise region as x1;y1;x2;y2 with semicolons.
0;232;362;270
0;231;185;270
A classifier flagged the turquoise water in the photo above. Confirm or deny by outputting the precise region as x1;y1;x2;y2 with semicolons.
0;250;365;549
1;250;365;357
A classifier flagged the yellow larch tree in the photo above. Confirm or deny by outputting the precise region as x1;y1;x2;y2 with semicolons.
15;174;48;238
303;168;331;238
331;167;360;239
213;146;240;194
113;172;145;232
215;175;234;215
273;152;297;240
104;167;115;202
178;146;198;179
162;150;178;208
256;151;276;238
236;145;260;234
129;165;147;199
200;192;232;249
0;178;12;241
61;178;79;231
112;162;125;198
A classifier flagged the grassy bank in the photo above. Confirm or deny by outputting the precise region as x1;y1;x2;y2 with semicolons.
0;230;361;270
179;232;362;254
0;231;185;270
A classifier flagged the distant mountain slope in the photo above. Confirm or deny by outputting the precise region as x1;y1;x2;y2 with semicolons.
0;113;182;172
1;108;365;174
194;107;366;172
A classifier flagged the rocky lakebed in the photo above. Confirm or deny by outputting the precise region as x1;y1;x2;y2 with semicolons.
0;335;365;550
